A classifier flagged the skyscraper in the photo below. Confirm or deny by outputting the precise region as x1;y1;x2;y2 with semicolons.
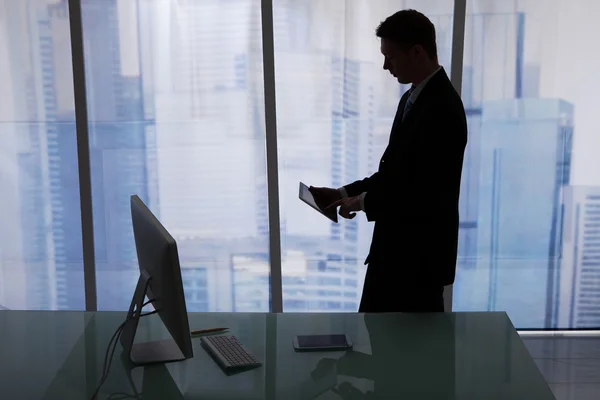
268;0;380;311
458;66;481;267
267;49;371;312
0;0;31;309
453;10;575;328
0;0;83;310
133;0;268;312
556;186;600;328
463;98;573;328
80;0;154;310
457;11;530;270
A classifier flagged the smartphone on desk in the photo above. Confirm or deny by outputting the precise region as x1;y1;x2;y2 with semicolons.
293;334;353;352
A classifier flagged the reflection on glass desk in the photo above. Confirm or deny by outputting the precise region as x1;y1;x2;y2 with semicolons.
0;311;555;399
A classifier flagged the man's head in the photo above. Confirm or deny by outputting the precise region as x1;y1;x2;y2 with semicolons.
376;10;439;84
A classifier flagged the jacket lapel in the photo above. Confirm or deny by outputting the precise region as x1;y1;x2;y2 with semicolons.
400;67;448;127
385;68;450;154
388;90;411;142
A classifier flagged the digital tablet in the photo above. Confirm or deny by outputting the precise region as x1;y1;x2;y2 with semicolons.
299;182;338;223
293;334;353;352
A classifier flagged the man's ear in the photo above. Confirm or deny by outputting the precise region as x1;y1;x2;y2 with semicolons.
411;44;424;58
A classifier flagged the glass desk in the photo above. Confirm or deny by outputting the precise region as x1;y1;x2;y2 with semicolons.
0;311;554;399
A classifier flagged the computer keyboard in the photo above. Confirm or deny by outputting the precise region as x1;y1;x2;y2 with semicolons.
201;335;261;372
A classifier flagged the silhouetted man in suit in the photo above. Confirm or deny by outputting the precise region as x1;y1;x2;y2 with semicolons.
310;9;467;313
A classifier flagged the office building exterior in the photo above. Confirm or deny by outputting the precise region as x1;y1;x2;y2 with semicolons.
458;66;481;266
0;2;31;309
456;98;573;328
82;0;154;310
453;10;578;330
0;0;157;310
557;186;600;328
136;0;266;312
457;11;529;269
237;47;372;311
122;0;372;312
0;0;78;310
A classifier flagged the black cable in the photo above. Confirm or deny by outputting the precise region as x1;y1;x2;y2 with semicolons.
99;300;156;382
91;324;126;400
90;299;157;400
141;299;154;308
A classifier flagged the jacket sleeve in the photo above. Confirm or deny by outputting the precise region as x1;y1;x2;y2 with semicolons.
343;92;411;201
343;172;380;198
362;105;467;222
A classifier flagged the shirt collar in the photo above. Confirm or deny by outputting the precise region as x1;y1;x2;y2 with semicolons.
408;66;442;103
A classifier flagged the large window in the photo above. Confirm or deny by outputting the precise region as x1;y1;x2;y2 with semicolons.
3;0;599;330
0;0;85;310
274;0;455;312
452;0;600;329
81;0;270;311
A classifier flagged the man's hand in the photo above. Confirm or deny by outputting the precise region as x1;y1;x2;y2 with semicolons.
326;196;361;219
309;186;342;210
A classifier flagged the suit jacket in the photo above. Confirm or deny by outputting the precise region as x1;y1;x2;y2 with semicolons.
344;68;467;287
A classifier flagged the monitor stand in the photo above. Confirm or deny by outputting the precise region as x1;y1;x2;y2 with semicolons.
118;352;185;400
120;270;187;365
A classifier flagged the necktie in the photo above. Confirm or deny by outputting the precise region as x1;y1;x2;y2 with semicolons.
402;87;415;121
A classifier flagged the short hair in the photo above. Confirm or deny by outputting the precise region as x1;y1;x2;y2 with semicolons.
376;9;437;60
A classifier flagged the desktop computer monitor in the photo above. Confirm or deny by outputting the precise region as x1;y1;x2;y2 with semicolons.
120;195;193;365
